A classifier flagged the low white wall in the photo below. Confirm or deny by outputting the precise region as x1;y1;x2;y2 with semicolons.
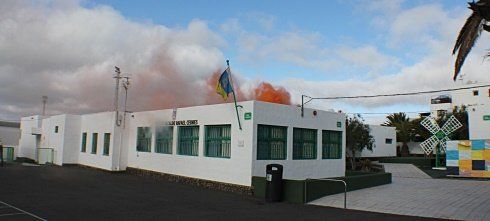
359;125;396;158
126;102;254;186
252;102;346;180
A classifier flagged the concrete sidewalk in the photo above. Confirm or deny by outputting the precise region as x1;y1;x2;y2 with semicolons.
311;164;490;221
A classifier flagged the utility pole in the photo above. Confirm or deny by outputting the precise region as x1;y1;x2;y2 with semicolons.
42;95;48;116
122;76;131;128
114;66;122;126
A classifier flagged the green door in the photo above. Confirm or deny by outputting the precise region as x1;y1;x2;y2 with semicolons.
3;147;14;161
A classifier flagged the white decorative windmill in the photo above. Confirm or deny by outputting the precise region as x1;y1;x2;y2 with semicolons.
419;115;463;155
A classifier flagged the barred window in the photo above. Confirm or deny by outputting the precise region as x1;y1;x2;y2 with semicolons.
257;125;287;160
322;130;342;159
91;133;98;154
136;127;151;152
81;133;87;152
205;125;231;158
293;128;317;160
103;133;110;156
178;126;199;156
156;126;173;154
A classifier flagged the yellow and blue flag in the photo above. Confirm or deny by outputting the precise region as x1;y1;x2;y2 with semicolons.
216;68;234;101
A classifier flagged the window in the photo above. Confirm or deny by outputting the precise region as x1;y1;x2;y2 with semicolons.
385;138;393;144
103;133;110;155
473;90;479;96
178;126;199;156
293;128;317;160
257;125;287;160
488;89;490;97
156;126;173;154
136;127;151;152
55;126;59;133
437;110;447;117
81;133;87;152
322;130;342;159
205;125;231;158
91;133;98;154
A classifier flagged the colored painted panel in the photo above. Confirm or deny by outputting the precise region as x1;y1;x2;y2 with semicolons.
446;141;458;151
486;140;490;149
458;141;471;150
471;171;484;177
446;166;459;175
459;150;471;160
471;140;485;150
484;150;490;160
459;160;472;169
486;161;490;170
483;171;490;178
446;150;459;160
446;160;459;167
472;150;484;160
472;160;486;170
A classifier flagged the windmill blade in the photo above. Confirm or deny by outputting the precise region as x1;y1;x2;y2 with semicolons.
420;116;441;135
453;12;485;80
439;136;450;153
420;135;439;155
441;115;463;135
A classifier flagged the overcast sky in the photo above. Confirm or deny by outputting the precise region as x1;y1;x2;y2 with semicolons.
1;0;489;124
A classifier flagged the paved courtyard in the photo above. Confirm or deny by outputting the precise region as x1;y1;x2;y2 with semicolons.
0;163;441;221
311;164;490;221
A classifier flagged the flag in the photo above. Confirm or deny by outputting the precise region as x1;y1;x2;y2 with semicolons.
216;68;234;101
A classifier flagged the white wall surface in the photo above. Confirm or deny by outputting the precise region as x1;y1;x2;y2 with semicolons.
40;115;66;165
359;125;396;158
252;101;346;180
468;104;490;140
18;115;42;160
78;112;118;170
126;102;254;186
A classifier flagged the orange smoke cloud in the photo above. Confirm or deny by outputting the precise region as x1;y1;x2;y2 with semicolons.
252;82;291;105
205;71;291;105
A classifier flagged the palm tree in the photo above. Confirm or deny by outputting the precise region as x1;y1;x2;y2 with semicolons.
383;113;412;157
453;0;490;80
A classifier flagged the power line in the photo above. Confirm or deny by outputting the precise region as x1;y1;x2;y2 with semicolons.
345;111;427;115
300;84;490;117
304;84;490;103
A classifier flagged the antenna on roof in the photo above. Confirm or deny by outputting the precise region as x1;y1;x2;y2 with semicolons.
42;95;48;116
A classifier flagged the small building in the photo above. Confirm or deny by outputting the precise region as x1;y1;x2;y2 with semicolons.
18;101;346;187
358;125;396;158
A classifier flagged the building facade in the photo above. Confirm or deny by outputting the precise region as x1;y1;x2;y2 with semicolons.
358;125;396;158
18;101;346;186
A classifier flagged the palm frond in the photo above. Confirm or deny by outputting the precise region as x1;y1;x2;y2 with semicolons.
453;13;484;80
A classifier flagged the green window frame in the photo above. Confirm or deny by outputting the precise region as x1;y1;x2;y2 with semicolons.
257;125;287;160
293;128;317;160
91;133;98;154
136;127;151;152
322;130;342;159
156;126;173;154
81;132;87;152
103;133;110;156
178;126;199;156
205;125;231;158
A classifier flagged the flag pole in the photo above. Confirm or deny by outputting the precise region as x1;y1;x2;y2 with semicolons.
227;60;242;130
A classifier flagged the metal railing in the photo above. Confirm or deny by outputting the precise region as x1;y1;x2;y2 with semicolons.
304;178;347;209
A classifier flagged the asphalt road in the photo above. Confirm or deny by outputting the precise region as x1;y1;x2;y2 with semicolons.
0;163;445;221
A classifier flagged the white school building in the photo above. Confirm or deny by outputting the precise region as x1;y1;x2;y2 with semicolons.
18;101;346;187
